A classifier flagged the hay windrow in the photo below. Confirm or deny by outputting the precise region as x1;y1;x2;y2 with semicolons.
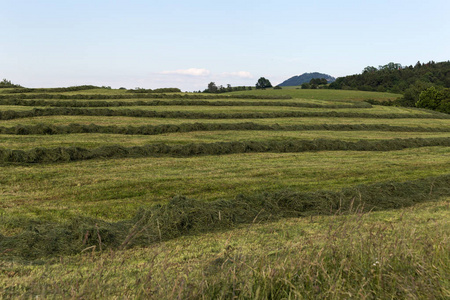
1;174;449;259
1;122;450;136
1;137;449;164
0;98;372;108
0;93;292;100
1;107;449;121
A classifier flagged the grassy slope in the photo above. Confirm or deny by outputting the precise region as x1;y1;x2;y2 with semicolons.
0;88;449;298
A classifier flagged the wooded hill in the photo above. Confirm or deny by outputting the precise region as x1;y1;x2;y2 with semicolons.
330;61;450;96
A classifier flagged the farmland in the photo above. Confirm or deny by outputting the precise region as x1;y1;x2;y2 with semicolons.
1;87;449;298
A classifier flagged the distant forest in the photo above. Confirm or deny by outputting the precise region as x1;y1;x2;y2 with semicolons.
330;61;450;108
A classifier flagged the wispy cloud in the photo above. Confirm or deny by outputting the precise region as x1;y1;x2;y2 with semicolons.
161;68;210;76
222;71;253;79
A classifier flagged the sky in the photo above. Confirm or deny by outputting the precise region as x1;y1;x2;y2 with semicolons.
1;0;449;91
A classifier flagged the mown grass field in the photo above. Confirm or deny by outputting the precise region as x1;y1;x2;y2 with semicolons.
1;87;449;298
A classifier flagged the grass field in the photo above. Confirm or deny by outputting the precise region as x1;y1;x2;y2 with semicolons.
0;88;449;298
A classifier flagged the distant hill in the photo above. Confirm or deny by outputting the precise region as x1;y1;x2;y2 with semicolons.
278;72;336;87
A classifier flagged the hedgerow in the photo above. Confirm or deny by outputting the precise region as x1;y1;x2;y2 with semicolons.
1;107;449;120
1;122;450;136
1;174;449;259
1;137;450;163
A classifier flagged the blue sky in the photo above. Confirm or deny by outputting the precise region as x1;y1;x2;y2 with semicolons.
1;0;449;91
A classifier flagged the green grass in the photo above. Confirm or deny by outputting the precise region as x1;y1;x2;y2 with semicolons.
228;87;402;101
2;115;450;128
0;104;435;116
2;131;450;149
1;147;449;224
1;87;449;298
1;198;449;299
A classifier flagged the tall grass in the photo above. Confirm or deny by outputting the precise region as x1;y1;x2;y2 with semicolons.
2;199;448;299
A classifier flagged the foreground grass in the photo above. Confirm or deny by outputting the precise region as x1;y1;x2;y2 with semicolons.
1;198;448;299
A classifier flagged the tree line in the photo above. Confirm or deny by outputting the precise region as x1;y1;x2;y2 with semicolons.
0;79;23;88
329;61;450;111
203;77;274;93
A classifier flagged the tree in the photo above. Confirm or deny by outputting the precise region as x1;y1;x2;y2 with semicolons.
207;82;218;93
255;77;272;89
309;78;328;85
416;87;450;113
416;86;442;110
301;83;310;89
363;66;377;73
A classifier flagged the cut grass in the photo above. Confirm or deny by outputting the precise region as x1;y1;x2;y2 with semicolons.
1;198;448;299
0;104;434;115
2;131;450;149
0;97;371;107
228;87;402;101
1;87;448;298
1;147;449;224
2;115;450;128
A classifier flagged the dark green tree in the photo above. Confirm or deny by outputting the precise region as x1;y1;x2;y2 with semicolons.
416;86;442;110
255;77;272;89
309;78;328;85
301;83;310;89
207;82;218;93
363;66;377;73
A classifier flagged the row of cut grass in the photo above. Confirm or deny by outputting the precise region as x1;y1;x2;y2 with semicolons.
2;131;450;149
1;147;449;224
0;98;373;108
1;107;445;122
1;174;449;259
2;115;450;128
0;104;435;115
